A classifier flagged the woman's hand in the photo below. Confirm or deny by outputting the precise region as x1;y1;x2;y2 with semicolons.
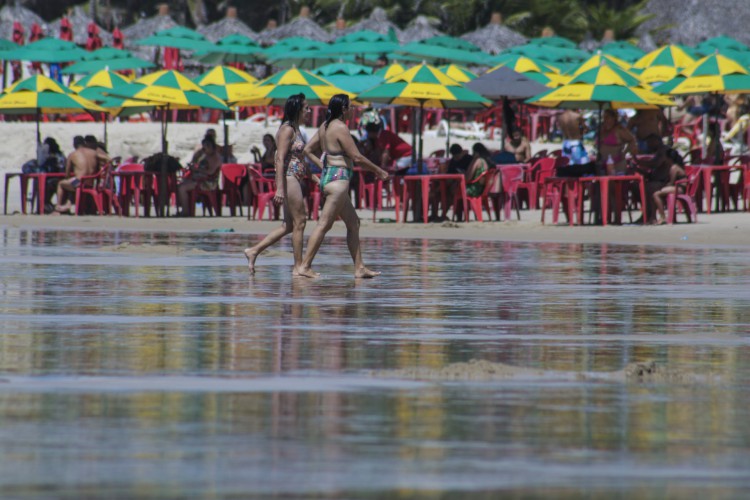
273;192;285;205
376;168;390;181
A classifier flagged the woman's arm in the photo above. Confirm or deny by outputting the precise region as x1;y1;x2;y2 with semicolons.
273;126;293;203
618;126;638;157
302;127;325;171
336;124;389;180
522;138;531;162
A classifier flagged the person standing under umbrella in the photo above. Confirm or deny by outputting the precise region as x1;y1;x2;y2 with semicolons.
244;93;312;274
296;94;389;279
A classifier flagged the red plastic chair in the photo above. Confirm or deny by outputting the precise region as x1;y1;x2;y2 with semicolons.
456;168;496;222
188;172;222;217
308;179;321;221
667;166;702;223
247;167;278;220
497;164;526;221
116;163;145;217
535;157;560;208
220;163;247;217
75;164;120;216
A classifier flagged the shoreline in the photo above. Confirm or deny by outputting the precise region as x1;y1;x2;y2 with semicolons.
2;210;749;249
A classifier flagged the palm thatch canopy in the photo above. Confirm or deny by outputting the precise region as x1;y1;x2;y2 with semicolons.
49;7;113;46
121;12;177;45
198;7;258;42
400;16;444;44
332;8;402;39
638;0;750;46
257;8;332;45
0;3;47;40
461;15;527;55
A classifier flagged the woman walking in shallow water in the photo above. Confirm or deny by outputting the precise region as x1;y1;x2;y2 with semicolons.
297;94;389;279
244;93;312;274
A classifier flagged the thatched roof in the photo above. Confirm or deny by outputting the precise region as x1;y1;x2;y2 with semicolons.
121;9;178;62
0;4;47;40
49;6;113;46
638;0;750;46
461;21;527;55
257;15;332;45
198;10;258;42
400;16;444;44
331;8;402;39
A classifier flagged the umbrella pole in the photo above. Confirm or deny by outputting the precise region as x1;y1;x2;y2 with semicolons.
418;101;424;174
102;113;108;150
223;111;229;163
159;105;169;217
410;107;417;168
2;60;6;91
446;110;451;154
597;103;603;163
36;108;41;145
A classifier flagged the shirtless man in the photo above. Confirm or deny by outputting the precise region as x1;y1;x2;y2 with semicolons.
559;109;590;165
627;109;669;153
54;135;109;213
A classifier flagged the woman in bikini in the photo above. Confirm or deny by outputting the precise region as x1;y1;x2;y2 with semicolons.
599;108;637;174
296;94;389;279
244;93;312;274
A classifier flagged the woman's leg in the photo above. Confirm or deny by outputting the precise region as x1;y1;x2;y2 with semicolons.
285;177;308;273
338;189;380;278
244;177;295;273
177;179;196;215
297;180;350;278
654;186;675;223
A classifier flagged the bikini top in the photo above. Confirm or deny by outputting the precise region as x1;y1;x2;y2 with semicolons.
601;128;621;147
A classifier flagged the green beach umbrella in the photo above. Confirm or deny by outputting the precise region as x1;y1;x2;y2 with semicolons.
600;41;645;64
373;63;408;79
194;34;265;65
321;30;400;60
109;69;229;110
437;64;477;83
654;53;750;95
357;63;490;168
397;36;489;66
528;36;577;49
571;53;634;77
5;38;88;63
694;36;750;55
231;67;353;106
134;26;216;53
311;63;381;93
633;45;697;70
62;48;155;75
507;44;589;65
70;69;135;146
194;66;257;101
0;74;104;143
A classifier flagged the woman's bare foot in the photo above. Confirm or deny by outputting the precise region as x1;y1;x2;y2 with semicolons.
355;266;381;279
295;266;320;278
243;248;258;274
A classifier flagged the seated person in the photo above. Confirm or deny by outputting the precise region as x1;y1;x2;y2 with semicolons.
599;108;637;175
365;122;413;172
446;144;472;174
251;133;276;175
54;135;109;214
466;143;494;197
627;109;669;153
706;121;725;165
503;127;531;163
177;134;222;216
652;149;688;225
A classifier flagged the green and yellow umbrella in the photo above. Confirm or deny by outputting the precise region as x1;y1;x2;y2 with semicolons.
437;64;477;83
194;65;257;102
110;69;229;111
487;54;565;87
633;44;697;70
0;74;104;144
70;70;137;146
231;67;352;106
654;53;750;95
357;63;490;167
373;63;407;80
571;53;633;77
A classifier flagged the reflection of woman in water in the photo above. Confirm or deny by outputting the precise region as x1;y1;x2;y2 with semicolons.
296;94;389;279
244;93;312;274
599;109;637;174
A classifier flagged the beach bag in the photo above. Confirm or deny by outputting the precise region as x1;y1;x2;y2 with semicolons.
143;153;182;174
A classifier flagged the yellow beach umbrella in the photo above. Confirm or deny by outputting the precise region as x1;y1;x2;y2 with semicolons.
571;53;633;77
437;64;477;83
231;67;353;106
633;44;697;70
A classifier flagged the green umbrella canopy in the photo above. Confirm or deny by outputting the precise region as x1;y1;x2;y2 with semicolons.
194;33;265;65
193;66;257;101
70;69;133;101
528;36;577;49
266;46;347;69
134;26;216;52
61;47;155;74
357;63;490;109
0;39;19;51
262;37;328;58
695;35;750;55
423;35;482;52
633;44;698;69
107;69;230;111
5;38;88;63
397;36;489;66
231;67;353;106
654;53;750;95
321;30;400;58
313;62;372;77
600;41;645;64
507;44;589;64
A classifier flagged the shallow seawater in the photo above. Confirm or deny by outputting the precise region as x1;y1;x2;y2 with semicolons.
0;227;749;498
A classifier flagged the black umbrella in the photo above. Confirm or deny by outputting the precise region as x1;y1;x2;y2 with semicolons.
466;66;550;144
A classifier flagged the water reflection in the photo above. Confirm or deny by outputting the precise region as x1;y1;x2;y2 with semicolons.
0;227;749;497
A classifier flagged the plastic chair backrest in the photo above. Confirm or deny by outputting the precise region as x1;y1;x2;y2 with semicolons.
499;164;525;194
535;157;558;184
429;149;445;158
117;163;145;173
221;163;247;185
248;165;273;195
684;166;702;197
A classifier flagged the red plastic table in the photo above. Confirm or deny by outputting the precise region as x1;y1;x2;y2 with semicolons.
398;174;468;223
